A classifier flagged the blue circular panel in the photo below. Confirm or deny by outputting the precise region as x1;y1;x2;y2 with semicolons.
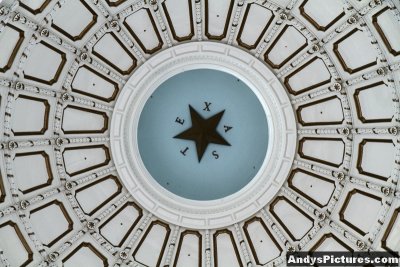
138;69;269;200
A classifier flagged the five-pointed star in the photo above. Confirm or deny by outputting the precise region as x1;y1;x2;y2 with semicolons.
174;105;230;162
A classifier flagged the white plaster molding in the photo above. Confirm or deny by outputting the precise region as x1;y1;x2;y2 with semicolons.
111;42;296;229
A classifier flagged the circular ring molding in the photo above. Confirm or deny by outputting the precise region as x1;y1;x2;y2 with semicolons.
111;42;297;229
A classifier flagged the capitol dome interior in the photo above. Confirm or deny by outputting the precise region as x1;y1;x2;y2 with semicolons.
0;0;400;266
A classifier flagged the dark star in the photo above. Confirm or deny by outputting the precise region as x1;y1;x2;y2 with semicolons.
174;105;231;162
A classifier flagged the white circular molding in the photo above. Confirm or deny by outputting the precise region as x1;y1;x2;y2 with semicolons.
111;42;297;229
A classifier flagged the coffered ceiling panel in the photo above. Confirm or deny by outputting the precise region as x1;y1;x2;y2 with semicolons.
372;7;400;56
333;29;379;74
71;65;120;102
339;189;382;236
297;96;344;126
288;169;336;208
270;196;314;241
29;200;73;247
173;230;202;267
51;0;97;41
62;105;108;134
0;221;33;267
19;0;51;15
13;151;53;195
382;208;400;253
243;217;282;265
162;0;194;42
265;25;308;69
204;0;233;40
284;57;332;95
0;24;24;73
99;202;142;247
299;0;345;31
11;95;50;136
355;138;395;181
123;8;163;54
75;175;122;216
93;33;137;75
310;233;353;251
213;229;243;267
236;4;274;50
353;81;394;124
22;41;66;85
299;137;345;168
62;145;111;176
132;221;170;267
62;242;108;267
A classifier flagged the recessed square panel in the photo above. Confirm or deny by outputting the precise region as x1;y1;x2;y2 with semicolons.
51;0;97;41
29;200;73;247
23;41;66;85
333;29;378;74
12;95;50;136
0;221;33;267
14;151;53;194
20;0;51;14
62;242;108;267
339;189;382;236
0;24;24;73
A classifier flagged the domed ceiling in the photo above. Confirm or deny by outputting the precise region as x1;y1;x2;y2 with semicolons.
0;0;400;266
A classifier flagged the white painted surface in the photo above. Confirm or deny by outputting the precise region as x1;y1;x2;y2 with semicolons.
238;4;273;48
357;83;393;121
342;191;381;234
174;233;201;267
303;0;343;28
63;147;108;175
163;0;192;38
302;138;344;166
0;25;21;69
14;153;50;193
94;33;134;73
245;220;281;264
23;42;64;83
0;224;30;267
72;66;117;100
386;213;400;251
214;232;242;267
313;235;350;251
75;177;119;214
376;9;400;52
124;9;161;51
358;141;395;179
300;97;344;124
134;223;169;266
206;0;231;37
269;0;291;8
337;30;377;71
12;97;47;134
30;203;70;245
62;106;106;133
100;204;141;246
52;0;94;39
19;0;46;10
268;26;307;66
288;58;331;93
291;171;335;206
64;244;106;267
272;199;313;240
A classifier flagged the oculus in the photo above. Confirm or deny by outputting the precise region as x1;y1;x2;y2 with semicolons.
138;69;269;200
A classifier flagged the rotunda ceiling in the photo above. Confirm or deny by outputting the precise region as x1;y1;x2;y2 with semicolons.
0;0;399;266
